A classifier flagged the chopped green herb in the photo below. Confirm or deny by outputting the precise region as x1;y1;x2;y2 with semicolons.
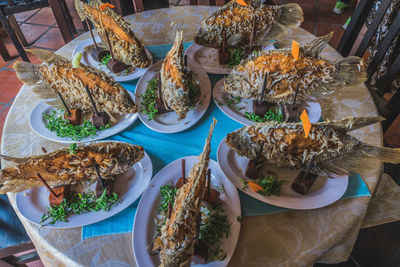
227;47;244;68
40;189;119;225
159;184;177;214
139;78;159;120
238;177;248;190
100;53;112;67
43;110;103;141
68;143;77;155
255;175;286;196
244;109;284;123
223;95;243;111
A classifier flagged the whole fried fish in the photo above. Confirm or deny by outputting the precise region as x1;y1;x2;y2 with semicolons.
226;117;400;176
75;0;150;69
195;0;303;48
13;49;137;115
0;142;144;194
159;119;217;267
223;33;367;105
160;29;190;119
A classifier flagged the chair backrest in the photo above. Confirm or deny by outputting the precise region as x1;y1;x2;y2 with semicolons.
337;0;400;133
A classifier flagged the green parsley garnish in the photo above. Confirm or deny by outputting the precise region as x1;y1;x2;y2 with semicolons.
159;184;177;214
244;109;284;123
255;175;286;196
139;78;159;120
101;53;112;67
238;177;248;190
223;95;243;111
227;47;244;68
68;143;77;155
40;189;119;225
42;110;107;141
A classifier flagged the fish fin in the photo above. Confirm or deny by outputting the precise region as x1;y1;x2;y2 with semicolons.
13;61;41;85
26;49;56;64
277;3;304;28
46;99;64;110
361;144;400;164
32;84;58;100
258;22;289;43
0;155;27;163
320;117;385;132
301;32;333;57
333;56;368;86
74;0;87;21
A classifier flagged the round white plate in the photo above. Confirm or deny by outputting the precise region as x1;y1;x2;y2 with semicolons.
135;59;211;133
133;156;241;267
73;37;153;82
217;137;348;210
16;150;153;228
30;92;138;144
213;78;322;126
185;43;276;74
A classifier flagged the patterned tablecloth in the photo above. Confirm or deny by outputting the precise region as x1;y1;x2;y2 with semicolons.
2;6;400;267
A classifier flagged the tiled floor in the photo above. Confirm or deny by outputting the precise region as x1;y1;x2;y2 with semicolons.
0;1;399;266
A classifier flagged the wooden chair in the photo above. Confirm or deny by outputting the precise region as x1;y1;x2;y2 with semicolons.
337;0;400;134
0;0;76;62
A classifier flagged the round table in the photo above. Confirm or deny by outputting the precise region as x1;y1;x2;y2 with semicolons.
2;6;395;266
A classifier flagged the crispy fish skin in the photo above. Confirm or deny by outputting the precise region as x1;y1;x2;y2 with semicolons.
159;119;217;267
223;33;367;105
160;29;190;119
226;117;400;176
75;0;150;69
13;49;137;115
0;142;144;194
195;1;303;48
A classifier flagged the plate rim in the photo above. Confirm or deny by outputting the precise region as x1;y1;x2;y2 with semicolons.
216;136;349;210
132;156;241;267
134;59;211;134
15;147;153;228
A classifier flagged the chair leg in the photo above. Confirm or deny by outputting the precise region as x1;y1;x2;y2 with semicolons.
0;12;29;62
59;0;77;34
0;33;11;61
8;14;28;47
48;0;73;43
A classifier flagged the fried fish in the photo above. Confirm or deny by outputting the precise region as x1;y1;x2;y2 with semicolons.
223;33;367;105
195;0;303;48
75;0;150;69
159;119;217;267
0;142;144;194
13;49;137;115
226;117;400;176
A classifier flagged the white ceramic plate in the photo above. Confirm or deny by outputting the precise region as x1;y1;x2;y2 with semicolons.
133;156;241;267
30;92;138;144
73;37;153;82
185;43;275;74
16;150;153;228
213;78;322;126
135;59;211;133
217;137;348;210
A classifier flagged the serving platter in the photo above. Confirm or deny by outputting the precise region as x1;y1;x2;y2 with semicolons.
72;37;153;82
213;78;322;126
29;92;138;144
217;137;348;210
185;42;275;74
134;59;211;133
16;149;153;228
133;156;241;267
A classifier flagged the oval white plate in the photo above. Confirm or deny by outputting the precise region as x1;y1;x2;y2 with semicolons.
133;156;241;267
213;78;322;126
16;150;153;228
217;137;348;210
30;92;138;144
135;59;211;133
73;37;153;82
185;43;276;75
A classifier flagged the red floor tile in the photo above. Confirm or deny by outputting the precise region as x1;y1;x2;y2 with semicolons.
0;55;8;68
317;4;354;26
0;71;23;103
14;9;40;23
19;24;49;45
384;115;400;147
0;106;10;139
26;7;57;26
33;28;65;50
316;23;343;48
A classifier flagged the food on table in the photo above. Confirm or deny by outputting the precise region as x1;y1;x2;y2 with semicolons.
223;33;367;108
13;49;137;115
241;172;285;196
226;117;400;177
63;108;83;126
0;142;144;194
48;185;71;206
75;0;150;72
140;30;201;120
291;170;318;195
195;0;303;66
153;119;231;265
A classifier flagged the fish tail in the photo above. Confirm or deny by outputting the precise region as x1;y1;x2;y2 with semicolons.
333;56;367;86
362;144;400;164
301;32;333;57
277;3;304;28
26;48;56;64
323;116;385;132
0;154;26;163
13;61;41;85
